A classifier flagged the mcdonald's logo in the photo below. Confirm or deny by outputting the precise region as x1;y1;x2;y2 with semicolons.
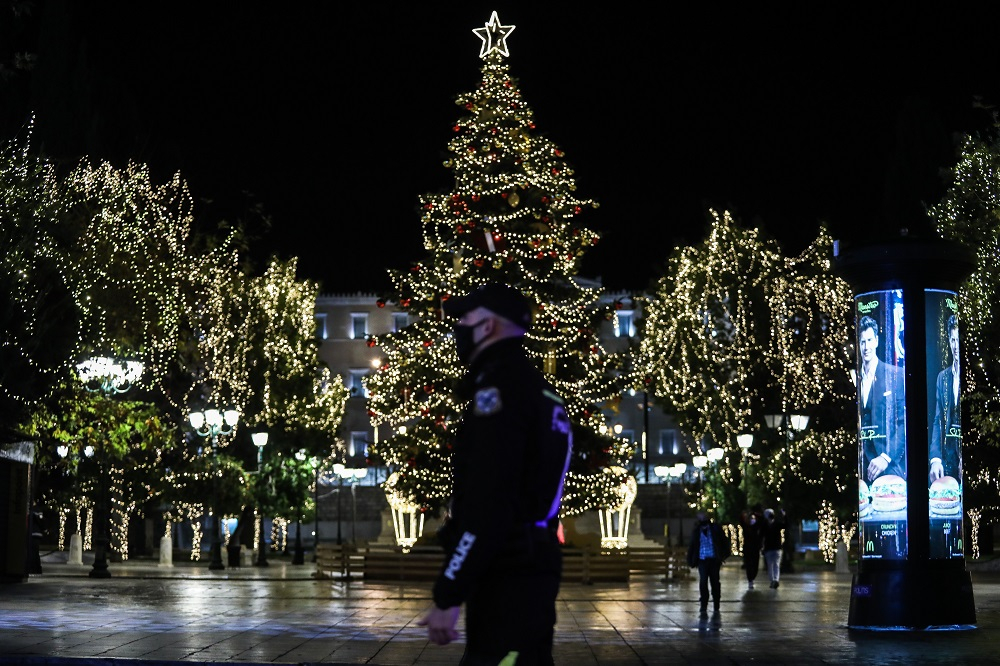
866;540;875;552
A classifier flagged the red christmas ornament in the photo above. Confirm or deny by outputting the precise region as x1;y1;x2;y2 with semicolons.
422;339;433;347
474;258;484;267
376;299;386;308
541;196;549;204
401;298;411;307
551;168;560;175
554;149;564;157
465;103;473;110
501;192;509;199
529;122;536;129
574;206;581;214
367;409;376;418
453;125;461;132
536;251;544;259
423;384;434;394
615;301;623;310
471;194;480;202
366;337;376;348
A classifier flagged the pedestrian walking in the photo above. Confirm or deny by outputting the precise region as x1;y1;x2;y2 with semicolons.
741;504;764;589
418;282;573;663
762;507;785;588
687;510;731;620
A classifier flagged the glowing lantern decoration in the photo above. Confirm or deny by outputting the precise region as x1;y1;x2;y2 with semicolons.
598;466;637;550
384;472;424;553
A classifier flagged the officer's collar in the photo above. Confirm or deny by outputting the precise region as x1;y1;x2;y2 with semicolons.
470;337;525;375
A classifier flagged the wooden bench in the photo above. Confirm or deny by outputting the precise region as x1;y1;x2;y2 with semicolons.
314;542;367;579
361;544;444;581
560;547;630;584
316;542;689;583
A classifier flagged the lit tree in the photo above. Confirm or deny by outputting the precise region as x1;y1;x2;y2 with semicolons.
0;120;83;440
241;258;349;537
763;227;854;522
366;12;632;518
639;210;854;524
639;210;782;521
929;128;1000;526
24;378;174;559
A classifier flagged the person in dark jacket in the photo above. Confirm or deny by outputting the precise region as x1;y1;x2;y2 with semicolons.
418;283;573;664
687;510;731;618
741;504;764;589
762;508;786;588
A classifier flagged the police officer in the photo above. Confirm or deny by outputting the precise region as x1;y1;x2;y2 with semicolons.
418;282;573;664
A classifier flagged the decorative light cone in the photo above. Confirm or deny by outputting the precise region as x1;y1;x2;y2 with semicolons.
384;472;424;553
598;466;637;550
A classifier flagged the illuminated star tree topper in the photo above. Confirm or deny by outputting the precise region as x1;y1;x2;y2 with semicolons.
473;11;515;59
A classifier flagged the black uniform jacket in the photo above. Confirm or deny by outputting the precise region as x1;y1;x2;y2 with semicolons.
433;337;573;610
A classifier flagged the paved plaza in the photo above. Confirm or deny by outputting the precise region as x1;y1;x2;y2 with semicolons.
2;553;1000;665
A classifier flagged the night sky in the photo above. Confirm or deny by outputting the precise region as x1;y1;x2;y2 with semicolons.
4;3;999;294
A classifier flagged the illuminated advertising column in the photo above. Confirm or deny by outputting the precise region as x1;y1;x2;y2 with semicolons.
835;237;976;631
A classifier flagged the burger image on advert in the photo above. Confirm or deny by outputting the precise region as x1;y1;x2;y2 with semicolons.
929;475;962;517
870;474;907;513
859;479;872;518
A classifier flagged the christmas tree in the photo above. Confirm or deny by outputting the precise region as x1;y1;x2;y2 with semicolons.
366;11;632;519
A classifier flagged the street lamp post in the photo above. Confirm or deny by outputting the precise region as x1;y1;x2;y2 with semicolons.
252;431;268;567
76;356;143;579
333;463;367;546
737;433;754;490
188;407;240;571
292;450;307;565
311;457;320;563
692;454;708;503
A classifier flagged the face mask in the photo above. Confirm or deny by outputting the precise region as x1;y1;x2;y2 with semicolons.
454;319;488;364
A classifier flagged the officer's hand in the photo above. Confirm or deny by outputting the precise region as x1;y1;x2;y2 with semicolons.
417;604;461;645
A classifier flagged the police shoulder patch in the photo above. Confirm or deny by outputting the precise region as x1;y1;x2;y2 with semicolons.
474;387;502;415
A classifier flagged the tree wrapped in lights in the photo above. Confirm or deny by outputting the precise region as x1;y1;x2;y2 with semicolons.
639;210;854;522
366;12;632;518
929;129;1000;524
762;227;855;519
24;378;173;558
639;210;781;462
0;121;83;439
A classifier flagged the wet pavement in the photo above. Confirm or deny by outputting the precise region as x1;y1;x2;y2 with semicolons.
2;552;1000;665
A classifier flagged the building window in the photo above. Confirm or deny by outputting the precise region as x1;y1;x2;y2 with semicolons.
659;429;677;456
350;313;368;340
349;431;369;458
348;369;369;398
314;313;327;340
615;311;635;338
392;312;409;332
